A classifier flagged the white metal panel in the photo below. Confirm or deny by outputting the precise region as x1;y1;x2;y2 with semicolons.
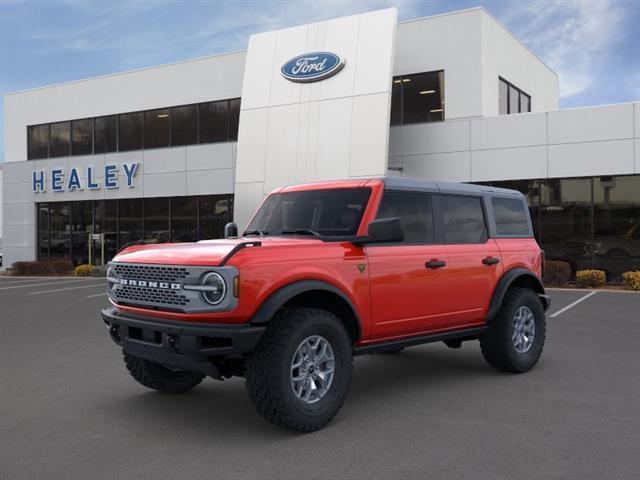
143;172;186;198
263;103;301;192
471;145;547;181
269;25;306;107
349;93;390;177
239;32;277;110
316;98;352;180
2;203;34;226
402;151;471;182
186;143;235;171
548;104;634;144
400;120;470;155
233;182;266;231
548;139;634;178
470;112;547;150
320;15;360;100
143;148;187;174
186;169;234;196
354;8;397;96
235;108;269;183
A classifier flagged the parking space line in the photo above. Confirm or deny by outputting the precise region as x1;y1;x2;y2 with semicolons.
0;279;104;290
550;291;598;318
87;292;108;298
29;283;106;295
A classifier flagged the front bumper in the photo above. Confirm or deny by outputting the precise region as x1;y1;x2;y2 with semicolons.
101;307;265;377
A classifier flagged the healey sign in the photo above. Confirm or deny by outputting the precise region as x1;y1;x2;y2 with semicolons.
281;52;345;83
32;163;138;193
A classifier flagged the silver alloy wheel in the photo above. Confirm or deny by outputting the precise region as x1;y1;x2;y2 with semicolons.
512;306;536;353
290;335;335;405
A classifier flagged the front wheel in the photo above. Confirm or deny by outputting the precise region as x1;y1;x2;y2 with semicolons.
479;287;546;373
245;307;353;432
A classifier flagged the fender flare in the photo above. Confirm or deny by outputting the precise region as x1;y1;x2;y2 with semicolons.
486;268;547;323
249;280;362;339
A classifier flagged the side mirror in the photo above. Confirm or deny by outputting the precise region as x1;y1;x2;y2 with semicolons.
224;222;238;238
353;217;404;245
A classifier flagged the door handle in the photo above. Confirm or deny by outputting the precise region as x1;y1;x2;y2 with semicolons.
482;256;500;266
426;259;446;269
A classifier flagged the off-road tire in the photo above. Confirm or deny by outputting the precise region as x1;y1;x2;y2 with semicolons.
123;351;205;393
479;287;546;373
245;307;353;432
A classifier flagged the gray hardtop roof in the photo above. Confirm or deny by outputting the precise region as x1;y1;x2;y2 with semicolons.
380;176;523;198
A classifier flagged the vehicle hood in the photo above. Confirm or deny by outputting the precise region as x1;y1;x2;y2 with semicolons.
112;236;323;266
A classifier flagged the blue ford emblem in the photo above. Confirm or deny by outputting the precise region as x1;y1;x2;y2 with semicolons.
281;52;345;83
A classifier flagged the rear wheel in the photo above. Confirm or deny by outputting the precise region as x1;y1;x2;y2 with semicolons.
123;351;205;393
479;287;546;373
245;307;353;432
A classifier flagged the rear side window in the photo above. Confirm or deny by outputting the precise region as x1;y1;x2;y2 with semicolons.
492;197;530;236
376;191;434;243
440;195;487;244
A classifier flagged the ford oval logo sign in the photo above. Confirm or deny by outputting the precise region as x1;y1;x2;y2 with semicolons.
281;52;345;83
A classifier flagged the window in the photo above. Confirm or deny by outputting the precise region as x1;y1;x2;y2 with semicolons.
49;121;71;157
118;112;143;151
499;79;509;115
499;77;531;115
229;98;241;141
171;197;198;242
144;198;170;243
199;195;232;240
441;195;487;244
118;199;143;248
144;108;170;149
247;188;371;237
71;119;93;156
28;124;49;159
94;115;117;154
390;70;444;125
171;105;197;146
376;191;434;243
492;197;530;236
199;100;228;143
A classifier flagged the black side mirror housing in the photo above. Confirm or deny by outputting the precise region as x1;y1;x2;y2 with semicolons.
224;222;239;238
353;217;404;245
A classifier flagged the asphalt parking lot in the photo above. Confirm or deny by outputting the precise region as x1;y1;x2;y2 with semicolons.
1;277;639;480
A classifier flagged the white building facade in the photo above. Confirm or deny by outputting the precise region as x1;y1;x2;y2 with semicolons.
2;7;639;279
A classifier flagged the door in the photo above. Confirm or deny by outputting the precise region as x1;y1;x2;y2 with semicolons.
367;191;451;340
439;195;503;326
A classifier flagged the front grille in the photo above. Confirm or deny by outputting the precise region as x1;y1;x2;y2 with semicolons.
112;264;189;283
116;285;190;307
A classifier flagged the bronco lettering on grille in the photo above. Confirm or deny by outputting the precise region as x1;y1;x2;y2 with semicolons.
119;278;181;290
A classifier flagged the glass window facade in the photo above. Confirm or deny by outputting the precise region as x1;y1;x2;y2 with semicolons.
390;70;444;125
479;175;640;281
27;98;241;159
499;77;531;115
37;195;233;265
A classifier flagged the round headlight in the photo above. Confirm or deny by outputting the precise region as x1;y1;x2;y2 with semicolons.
201;272;226;305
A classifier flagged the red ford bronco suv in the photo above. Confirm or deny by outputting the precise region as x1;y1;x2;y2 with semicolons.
102;177;550;431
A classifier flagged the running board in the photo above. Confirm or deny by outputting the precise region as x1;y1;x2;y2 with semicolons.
353;326;487;356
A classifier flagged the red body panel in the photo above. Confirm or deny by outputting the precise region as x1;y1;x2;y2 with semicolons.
110;179;543;347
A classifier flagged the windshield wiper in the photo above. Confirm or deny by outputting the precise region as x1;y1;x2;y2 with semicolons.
280;228;321;237
244;229;268;237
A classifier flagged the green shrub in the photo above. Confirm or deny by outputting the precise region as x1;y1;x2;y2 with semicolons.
12;260;73;275
575;269;606;288
543;260;572;287
90;266;107;278
74;264;93;277
622;271;640;291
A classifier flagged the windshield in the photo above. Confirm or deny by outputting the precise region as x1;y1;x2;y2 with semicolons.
246;188;372;237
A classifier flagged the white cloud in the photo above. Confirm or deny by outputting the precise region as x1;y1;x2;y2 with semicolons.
502;0;626;99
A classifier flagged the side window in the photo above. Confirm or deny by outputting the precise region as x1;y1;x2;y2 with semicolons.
492;197;530;236
376;191;434;243
440;195;487;244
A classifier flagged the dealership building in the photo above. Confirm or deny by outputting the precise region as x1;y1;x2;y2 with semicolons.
2;7;639;279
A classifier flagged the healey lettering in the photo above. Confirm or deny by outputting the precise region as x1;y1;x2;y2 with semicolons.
32;163;138;193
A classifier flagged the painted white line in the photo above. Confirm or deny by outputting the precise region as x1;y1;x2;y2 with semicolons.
549;291;598;318
87;292;108;298
29;283;107;295
0;279;104;291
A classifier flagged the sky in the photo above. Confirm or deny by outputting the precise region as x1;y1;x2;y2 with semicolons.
0;0;639;162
